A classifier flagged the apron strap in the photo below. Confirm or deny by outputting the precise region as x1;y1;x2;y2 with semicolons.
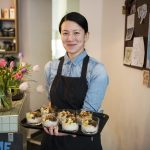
81;55;89;78
57;57;64;75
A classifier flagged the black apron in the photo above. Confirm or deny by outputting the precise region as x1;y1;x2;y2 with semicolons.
41;55;102;150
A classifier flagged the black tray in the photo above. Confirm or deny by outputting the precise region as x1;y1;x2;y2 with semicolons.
20;112;109;136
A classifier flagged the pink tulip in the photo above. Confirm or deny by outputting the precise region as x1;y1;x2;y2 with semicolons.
21;62;26;67
19;82;29;91
14;72;23;80
10;61;14;69
18;52;23;60
0;59;7;67
32;65;40;72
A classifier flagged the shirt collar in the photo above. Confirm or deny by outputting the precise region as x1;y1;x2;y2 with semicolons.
63;50;87;65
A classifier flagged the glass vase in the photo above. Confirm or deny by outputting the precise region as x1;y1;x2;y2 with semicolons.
0;90;12;112
11;87;24;101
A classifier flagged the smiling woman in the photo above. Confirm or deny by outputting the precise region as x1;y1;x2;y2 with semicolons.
41;12;109;150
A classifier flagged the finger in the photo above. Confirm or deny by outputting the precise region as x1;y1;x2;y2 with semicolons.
44;127;50;134
48;126;54;135
53;126;59;135
48;101;51;107
72;134;77;138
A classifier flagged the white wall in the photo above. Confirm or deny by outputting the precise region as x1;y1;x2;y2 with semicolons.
80;0;150;150
19;0;52;110
80;0;103;61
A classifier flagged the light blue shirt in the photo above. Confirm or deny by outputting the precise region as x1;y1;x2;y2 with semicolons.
44;51;109;112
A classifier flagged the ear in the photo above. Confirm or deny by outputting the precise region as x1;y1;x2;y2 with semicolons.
84;32;89;42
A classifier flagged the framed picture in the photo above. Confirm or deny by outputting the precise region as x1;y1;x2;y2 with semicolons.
124;47;132;65
124;0;150;70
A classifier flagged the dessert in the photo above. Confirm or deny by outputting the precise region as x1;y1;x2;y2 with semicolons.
62;116;79;132
81;117;99;134
42;113;58;127
40;105;57;115
40;106;50;115
77;110;92;124
26;111;42;124
57;110;74;124
24;108;101;136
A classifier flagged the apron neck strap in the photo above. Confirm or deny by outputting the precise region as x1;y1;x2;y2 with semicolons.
57;56;64;75
81;55;89;78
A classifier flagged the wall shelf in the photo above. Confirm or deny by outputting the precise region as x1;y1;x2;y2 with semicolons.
0;0;19;54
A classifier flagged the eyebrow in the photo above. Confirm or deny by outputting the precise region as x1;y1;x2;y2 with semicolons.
62;29;81;32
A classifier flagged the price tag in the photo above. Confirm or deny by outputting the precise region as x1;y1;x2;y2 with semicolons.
8;133;14;142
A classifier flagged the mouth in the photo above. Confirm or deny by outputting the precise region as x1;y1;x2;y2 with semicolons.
67;44;77;47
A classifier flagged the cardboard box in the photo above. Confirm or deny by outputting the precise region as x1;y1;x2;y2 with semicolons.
2;8;9;19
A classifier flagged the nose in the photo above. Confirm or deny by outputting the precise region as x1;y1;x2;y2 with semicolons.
67;33;75;41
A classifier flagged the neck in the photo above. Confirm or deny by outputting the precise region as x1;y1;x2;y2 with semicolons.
67;50;85;60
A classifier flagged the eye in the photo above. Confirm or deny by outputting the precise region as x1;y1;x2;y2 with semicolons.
74;32;80;35
62;32;69;36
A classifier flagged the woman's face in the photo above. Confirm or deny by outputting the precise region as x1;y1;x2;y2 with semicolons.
60;21;88;59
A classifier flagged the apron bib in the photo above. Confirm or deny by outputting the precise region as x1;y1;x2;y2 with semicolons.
41;55;102;150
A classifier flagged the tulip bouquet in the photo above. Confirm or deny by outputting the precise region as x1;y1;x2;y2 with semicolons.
0;53;44;111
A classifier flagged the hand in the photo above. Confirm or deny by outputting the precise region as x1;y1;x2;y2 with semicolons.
44;126;64;136
43;126;76;137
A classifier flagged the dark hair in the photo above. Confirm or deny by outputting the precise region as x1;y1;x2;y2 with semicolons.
59;12;88;33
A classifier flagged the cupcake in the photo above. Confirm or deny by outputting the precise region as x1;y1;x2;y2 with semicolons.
40;105;57;115
42;113;58;127
40;106;50;115
77;110;92;124
26;111;42;124
62;116;79;132
57;110;74;124
81;117;99;134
